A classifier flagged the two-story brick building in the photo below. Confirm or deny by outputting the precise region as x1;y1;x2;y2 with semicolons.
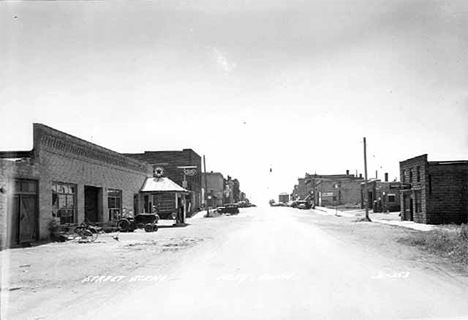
400;154;468;224
0;124;153;248
306;171;364;207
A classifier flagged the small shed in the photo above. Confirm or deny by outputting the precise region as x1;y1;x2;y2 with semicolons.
139;176;190;223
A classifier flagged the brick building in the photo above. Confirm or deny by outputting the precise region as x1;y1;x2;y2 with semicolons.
400;154;468;224
0;124;153;248
306;172;364;207
294;178;310;200
201;172;225;207
360;175;403;212
124;149;202;215
224;176;235;204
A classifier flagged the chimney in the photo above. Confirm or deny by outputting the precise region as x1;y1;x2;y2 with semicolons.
385;173;388;182
376;170;378;179
346;170;349;175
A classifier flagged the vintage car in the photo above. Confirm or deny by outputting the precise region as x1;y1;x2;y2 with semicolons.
117;213;159;232
217;203;240;215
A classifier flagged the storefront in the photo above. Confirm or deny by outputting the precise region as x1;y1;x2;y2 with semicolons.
0;124;153;247
139;169;190;224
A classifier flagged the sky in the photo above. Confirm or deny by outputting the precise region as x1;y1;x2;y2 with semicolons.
1;0;467;205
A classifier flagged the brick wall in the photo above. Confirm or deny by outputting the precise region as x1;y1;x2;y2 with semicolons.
34;124;152;239
426;163;468;224
318;178;364;206
400;154;468;224
399;154;428;223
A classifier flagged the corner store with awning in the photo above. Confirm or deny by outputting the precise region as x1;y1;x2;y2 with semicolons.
139;176;190;221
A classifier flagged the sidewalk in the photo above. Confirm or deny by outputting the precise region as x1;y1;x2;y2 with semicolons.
314;207;439;232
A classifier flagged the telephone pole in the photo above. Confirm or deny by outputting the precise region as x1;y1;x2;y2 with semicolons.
363;137;371;221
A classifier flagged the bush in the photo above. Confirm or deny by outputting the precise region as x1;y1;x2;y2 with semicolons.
460;224;468;241
401;224;468;265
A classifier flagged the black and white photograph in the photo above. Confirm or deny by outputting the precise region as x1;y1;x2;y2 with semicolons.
0;0;467;319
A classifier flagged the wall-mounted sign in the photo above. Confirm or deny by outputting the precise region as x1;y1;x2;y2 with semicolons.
390;183;411;189
184;168;197;176
153;167;164;178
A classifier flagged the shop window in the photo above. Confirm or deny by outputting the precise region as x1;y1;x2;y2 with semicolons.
52;182;76;224
388;194;396;202
108;189;122;221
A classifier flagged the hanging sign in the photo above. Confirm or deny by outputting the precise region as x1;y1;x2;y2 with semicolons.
184;168;197;176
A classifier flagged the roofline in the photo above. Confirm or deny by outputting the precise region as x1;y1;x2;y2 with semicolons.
429;160;468;165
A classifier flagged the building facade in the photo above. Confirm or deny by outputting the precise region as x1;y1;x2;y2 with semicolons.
124;149;202;214
400;154;468;224
308;172;364;207
202;172;225;207
360;179;403;212
0;124;153;248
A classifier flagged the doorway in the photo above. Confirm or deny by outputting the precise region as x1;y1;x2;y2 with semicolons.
403;194;414;221
85;186;101;222
9;180;38;246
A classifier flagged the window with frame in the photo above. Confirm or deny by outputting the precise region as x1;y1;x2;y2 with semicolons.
415;191;422;213
108;189;122;221
388;194;396;202
52;182;76;224
417;166;421;183
429;175;432;196
409;169;413;183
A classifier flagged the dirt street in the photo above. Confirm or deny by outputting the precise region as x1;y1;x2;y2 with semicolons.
2;206;468;320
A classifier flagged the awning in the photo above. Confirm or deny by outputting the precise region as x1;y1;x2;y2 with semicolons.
140;177;189;193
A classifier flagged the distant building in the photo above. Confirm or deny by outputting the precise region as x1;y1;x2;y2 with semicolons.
292;177;312;200
400;154;468;224
360;175;403;212
307;171;364;207
224;176;235;204
124;149;202;214
279;192;290;203
201;172;225;207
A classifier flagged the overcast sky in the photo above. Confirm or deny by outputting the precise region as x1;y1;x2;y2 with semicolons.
1;0;467;204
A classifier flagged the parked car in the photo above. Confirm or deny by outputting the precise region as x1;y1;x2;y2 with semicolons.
117;213;159;232
217;203;240;214
296;200;313;209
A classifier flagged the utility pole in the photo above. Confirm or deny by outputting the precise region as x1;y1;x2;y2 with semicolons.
203;155;209;217
363;137;371;221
